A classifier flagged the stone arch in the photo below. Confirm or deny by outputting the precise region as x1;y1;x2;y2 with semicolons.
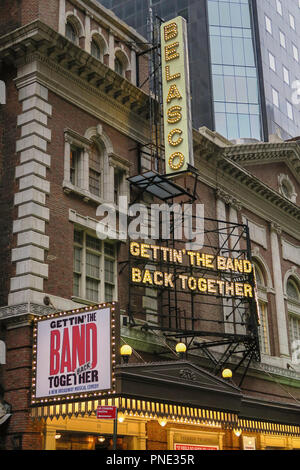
114;47;130;77
84;125;114;155
252;254;273;290
65;12;85;43
90;31;108;61
284;268;300;299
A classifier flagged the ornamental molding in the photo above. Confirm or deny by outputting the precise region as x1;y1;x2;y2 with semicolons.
216;189;242;211
0;303;55;321
270;222;282;235
0;21;150;144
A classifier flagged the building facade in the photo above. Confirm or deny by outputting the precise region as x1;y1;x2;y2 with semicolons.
0;0;300;451
97;0;300;142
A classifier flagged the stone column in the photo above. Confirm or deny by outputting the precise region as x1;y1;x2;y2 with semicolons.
216;191;234;335
58;0;66;35
10;78;52;306
108;30;115;69
270;223;290;357
85;12;91;52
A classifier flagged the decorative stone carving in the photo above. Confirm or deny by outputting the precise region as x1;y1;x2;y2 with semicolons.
179;369;197;382
216;189;242;211
270;222;282;235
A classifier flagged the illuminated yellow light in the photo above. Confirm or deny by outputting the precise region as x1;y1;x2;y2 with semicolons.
167;105;182;124
166;84;182;104
168;152;185;170
158;417;167;427
168;128;183;146
165;66;181;82
165;42;180;62
175;342;187;354
222;369;233;379
120;344;132;357
164;22;178;41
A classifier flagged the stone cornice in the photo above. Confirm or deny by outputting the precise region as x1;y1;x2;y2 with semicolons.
223;142;300;183
192;129;300;240
216;156;300;221
0;20;150;129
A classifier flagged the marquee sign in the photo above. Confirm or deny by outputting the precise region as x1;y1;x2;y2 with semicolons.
161;16;194;174
31;303;116;405
130;241;254;299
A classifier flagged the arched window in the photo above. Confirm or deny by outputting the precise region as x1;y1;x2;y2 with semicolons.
91;39;101;60
287;279;300;301
287;277;300;362
66;21;77;43
114;57;124;76
89;142;102;197
254;261;270;355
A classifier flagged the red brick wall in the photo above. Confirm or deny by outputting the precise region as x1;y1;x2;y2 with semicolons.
245;162;300;206
0;65;20;307
44;90;139;301
3;322;44;450
0;0;22;36
0;0;59;36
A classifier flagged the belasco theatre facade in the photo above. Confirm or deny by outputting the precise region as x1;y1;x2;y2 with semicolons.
1;0;300;451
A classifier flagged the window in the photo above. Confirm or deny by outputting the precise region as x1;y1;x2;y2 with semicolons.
265;15;272;35
287;278;300;362
114;168;124;204
287;101;294;120
73;230;116;303
276;0;282;16
289;13;295;30
91;40;101;60
281;180;291;199
279;30;286;48
272;88;279;108
268;52;276;72
89;143;102;197
292;44;299;62
70;147;81;186
114;57;123;76
278;174;297;203
254;262;270;355
287;279;299;301
66;22;77;43
258;302;270;355
283;66;290;85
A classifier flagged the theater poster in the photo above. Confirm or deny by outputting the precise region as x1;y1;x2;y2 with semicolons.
31;304;116;404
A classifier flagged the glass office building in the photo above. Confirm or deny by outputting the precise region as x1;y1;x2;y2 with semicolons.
98;0;300;142
207;0;262;140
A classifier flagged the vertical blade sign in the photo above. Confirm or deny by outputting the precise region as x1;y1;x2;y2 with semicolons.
161;16;193;174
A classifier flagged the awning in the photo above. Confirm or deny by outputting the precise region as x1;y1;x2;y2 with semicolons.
30;361;300;437
30;396;300;437
30;395;238;428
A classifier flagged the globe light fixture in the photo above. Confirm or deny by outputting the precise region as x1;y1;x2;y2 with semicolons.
175;342;187;358
120;344;133;363
222;368;233;379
